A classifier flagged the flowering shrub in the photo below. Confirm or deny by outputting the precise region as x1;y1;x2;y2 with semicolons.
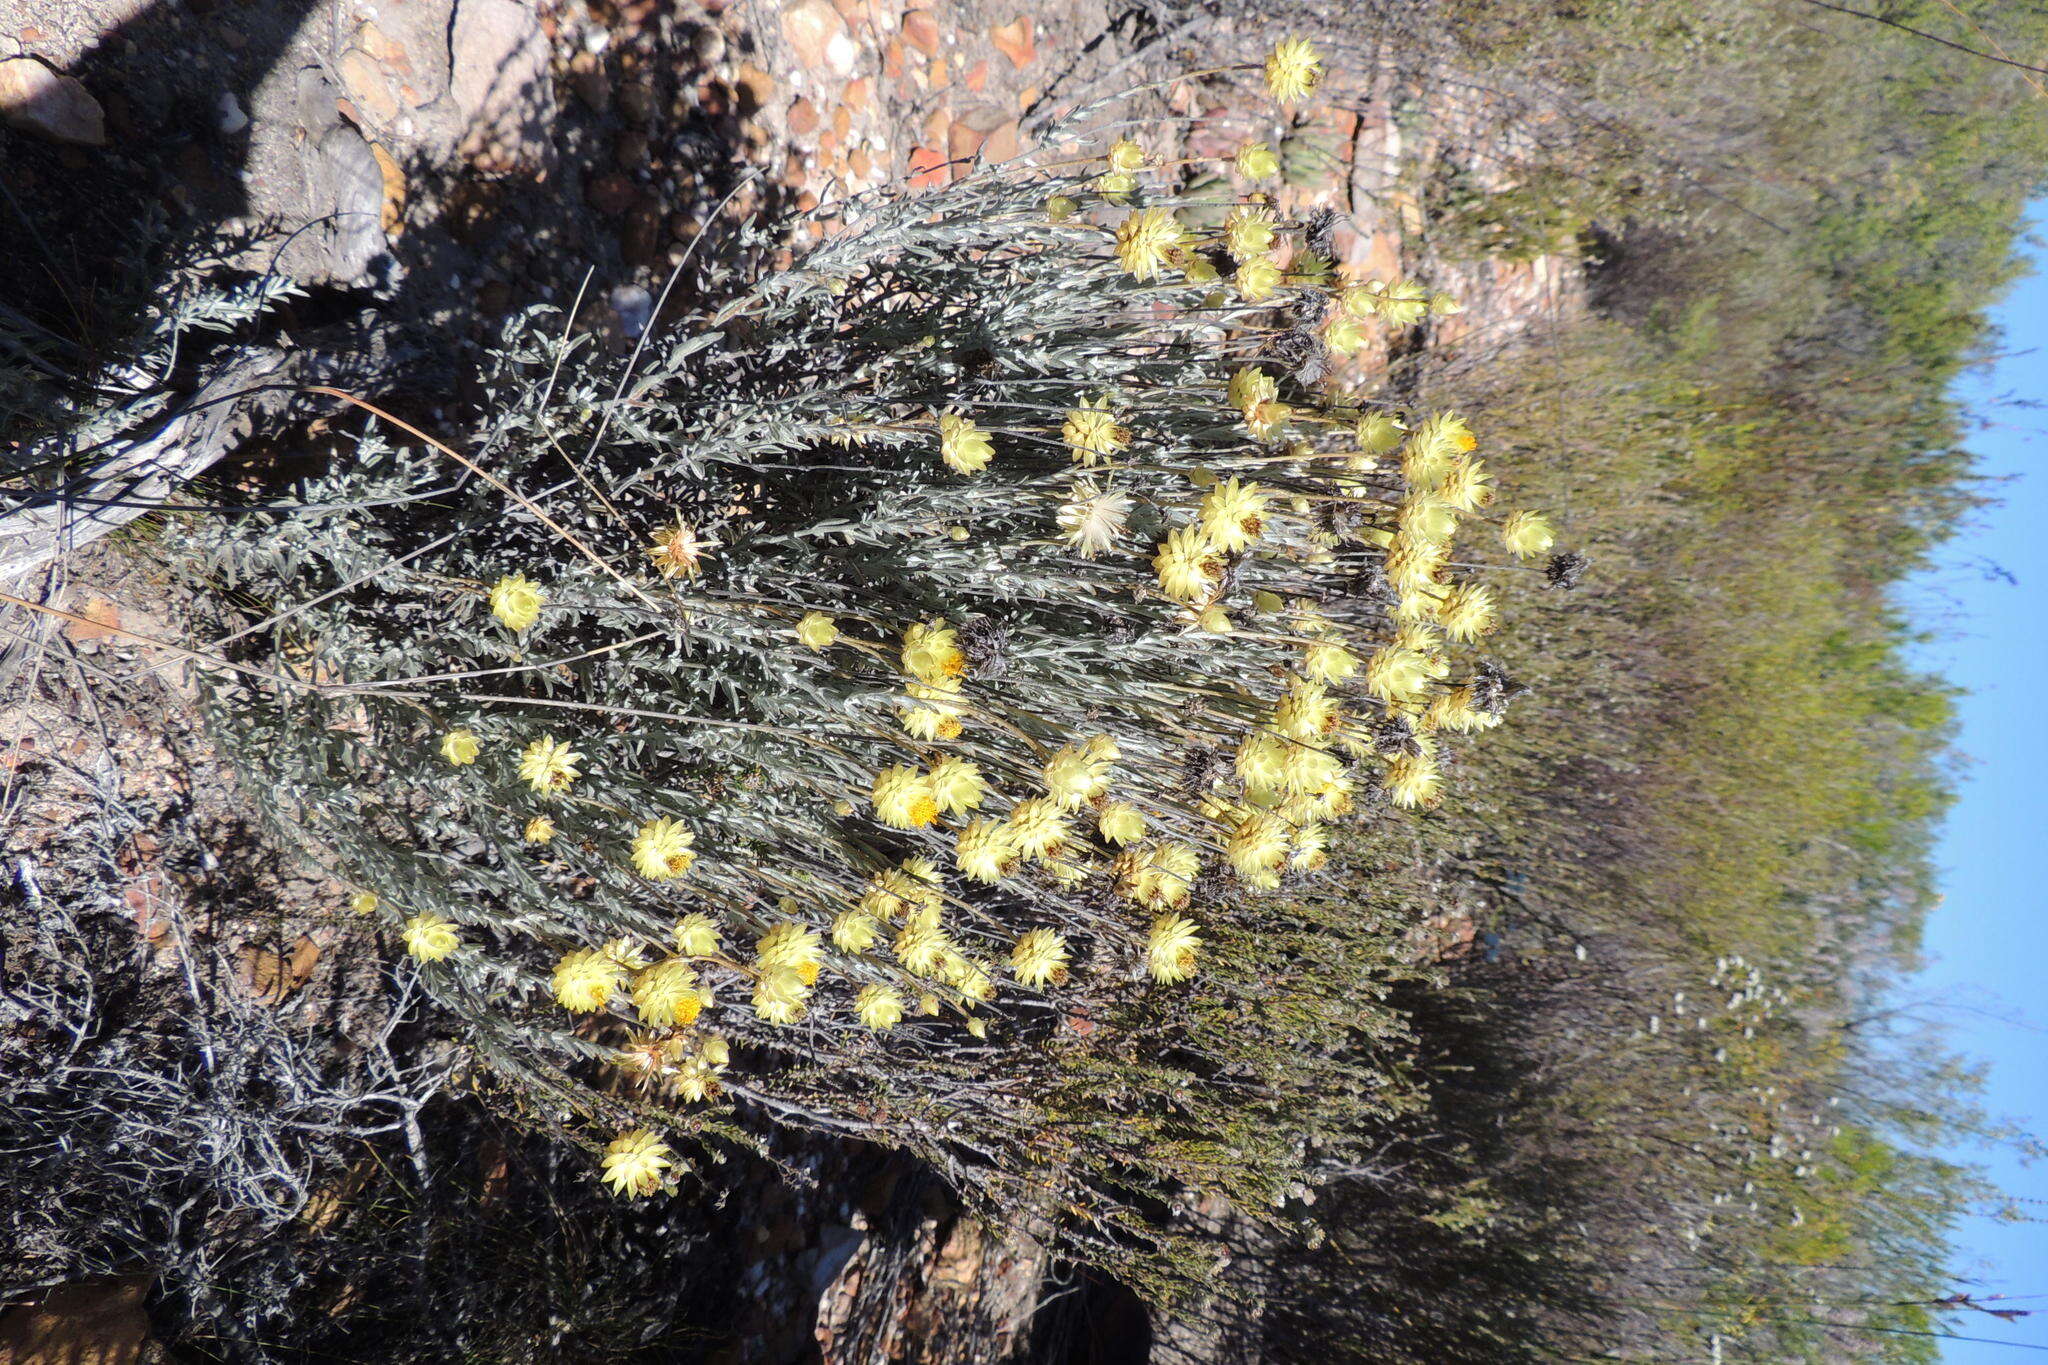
182;38;1565;1283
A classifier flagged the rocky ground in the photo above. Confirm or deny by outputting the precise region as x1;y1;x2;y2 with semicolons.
2;0;1583;1358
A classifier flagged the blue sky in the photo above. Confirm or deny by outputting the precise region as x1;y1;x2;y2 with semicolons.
1906;213;2048;1360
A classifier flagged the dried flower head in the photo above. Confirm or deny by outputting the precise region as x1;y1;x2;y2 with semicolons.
1264;37;1324;103
1056;480;1133;558
647;523;715;579
1115;206;1184;282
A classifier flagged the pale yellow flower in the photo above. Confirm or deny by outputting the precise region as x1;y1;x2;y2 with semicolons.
1198;477;1270;554
1146;912;1203;983
1153;525;1221;604
674;912;721;957
1062;396;1129;465
1114;206;1183;282
1095;169;1136;202
1325;312;1369;354
1235;140;1280;180
1502;510;1556;560
1041;742;1113;810
600;1129;674;1197
1056;480;1132;558
1437;582;1499;642
855;983;906;1030
1107;137;1146;172
901;620;967;687
488;573;545;631
1223;205;1277;263
647;522;715;579
632;958;702;1026
1234;256;1283;303
349;890;379;915
1385;752;1443;809
1010;928;1071;988
523;815;556;844
1228;365;1277;414
893;919;952;976
938;411;994;474
756;922;826;986
928;755;987;816
553;948;623;1013
1264;36;1323;102
955;818;1019;884
439;729;480;765
832;910;881;953
1245;398;1292;443
517;735;583;794
1226;811;1292;878
872;765;940;830
401;912;460;962
1302;640;1359;684
1438;454;1494;512
631;817;698;880
1006;797;1072;862
752;964;811;1024
797;611;839;649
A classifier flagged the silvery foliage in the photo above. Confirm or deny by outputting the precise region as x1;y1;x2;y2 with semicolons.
178;155;1383;1238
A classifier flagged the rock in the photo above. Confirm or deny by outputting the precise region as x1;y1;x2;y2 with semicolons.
902;10;940;57
983;117;1021;163
237;935;321;1004
907;144;948;190
586;171;637;216
370;141;407;233
990;16;1034;69
309;122;390;282
450;0;554;169
619;79;656;125
621;203;665;266
788;96;819;135
569;51;610;113
965;58;988;93
210;91;249;136
734;63;774;113
338;46;400;126
691;24;727;62
783;0;856;77
0;56;105;146
844;77;872;113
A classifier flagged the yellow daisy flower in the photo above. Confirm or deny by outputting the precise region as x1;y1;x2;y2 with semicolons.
1107;137;1146;172
674;912;721;957
1235;140;1280;180
632;958;702;1027
1223;205;1277;263
1114;206;1183;282
1198;476;1269;554
523;815;557;844
1006;797;1072;861
1234;256;1283;303
1010;928;1071;987
832;910;881;953
600;1129;674;1197
928;755;987;816
439;729;480;765
938;411;994;474
553;948;623;1013
797;611;839;649
752;965;811;1024
855;983;906;1030
400;912;460;962
955;818;1019;884
631;818;698;880
1062;396;1129;466
872;765;940;830
1264;36;1323;103
1153;525;1221;604
517;735;583;794
488;573;545;632
1502;510;1556;560
1146;912;1203;983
